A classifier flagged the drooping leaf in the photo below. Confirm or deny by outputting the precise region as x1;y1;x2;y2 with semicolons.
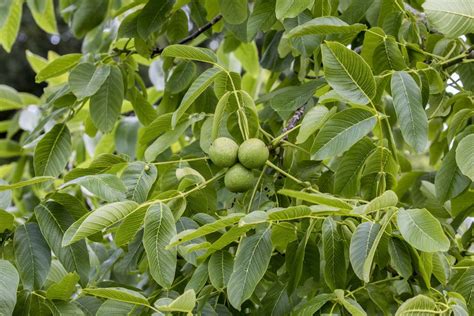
69;63;111;100
227;227;272;310
372;36;406;74
0;176;55;191
322;217;346;290
435;146;471;203
397;208;450;252
13;223;51;290
143;203;177;289
219;0;247;24
334;137;376;197
321;41;376;105
455;134;474;181
311;108;377;160
90;65;124;133
208;250;233;290
0;260;19;316
275;0;312;20
349;221;381;282
296;105;331;144
390;71;428;152
388;237;413;279
171;67;222;127
35;202;90;286
137;0;174;39
34;123;72;177
65;200;139;245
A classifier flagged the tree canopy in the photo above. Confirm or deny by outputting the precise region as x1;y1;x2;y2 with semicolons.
0;0;474;315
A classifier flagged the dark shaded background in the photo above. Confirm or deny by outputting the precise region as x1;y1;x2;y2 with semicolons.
0;3;82;96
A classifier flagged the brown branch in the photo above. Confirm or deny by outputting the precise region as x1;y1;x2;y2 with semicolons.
150;14;223;58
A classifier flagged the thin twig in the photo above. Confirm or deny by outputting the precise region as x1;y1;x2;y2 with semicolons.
150;14;223;58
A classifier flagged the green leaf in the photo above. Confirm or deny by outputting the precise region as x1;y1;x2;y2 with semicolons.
199;225;253;261
372;37;406;74
90;65;124;133
137;0;174;39
227;227;272;310
294;293;335;316
287;16;367;38
268;206;312;221
422;0;474;38
219;0;247;24
296;105;331;144
171;67;222;127
334;137;376;197
456;134;474;181
390;71;428;152
34;123;72;177
156;289;196;313
258;80;324;120
143;203;177;289
0;0;22;53
435;146;471;202
71;0;108;38
247;0;277;41
162;44;218;64
144;118;194;162
395;295;437;316
0;260;19;316
322;217;346;290
82;287;149;306
278;189;353;209
208;250;233;290
27;0;57;34
169;213;244;247
361;27;385;68
35;202;90;286
69;63;111;100
65;200;139;245
397;208;450;252
321;41;376;105
35;53;82;82
0;84;22;110
62;174;127;202
46;272;80;301
0;176;55;191
166;61;196;94
0;209;14;233
358;190;398;214
388;238;413;279
349;221;381;282
13;223;51;290
120;162;157;203
275;0;312;20
114;205;147;247
311;108;377;160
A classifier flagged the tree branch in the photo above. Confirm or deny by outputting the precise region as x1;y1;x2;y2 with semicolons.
441;46;474;69
150;14;223;58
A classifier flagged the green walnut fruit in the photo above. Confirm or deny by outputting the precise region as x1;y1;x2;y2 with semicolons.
208;137;239;167
238;138;269;169
224;164;254;192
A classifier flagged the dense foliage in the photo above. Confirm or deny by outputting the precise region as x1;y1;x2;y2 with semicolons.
0;0;474;315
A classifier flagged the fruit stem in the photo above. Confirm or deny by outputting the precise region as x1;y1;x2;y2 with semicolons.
265;160;309;188
152;156;209;165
